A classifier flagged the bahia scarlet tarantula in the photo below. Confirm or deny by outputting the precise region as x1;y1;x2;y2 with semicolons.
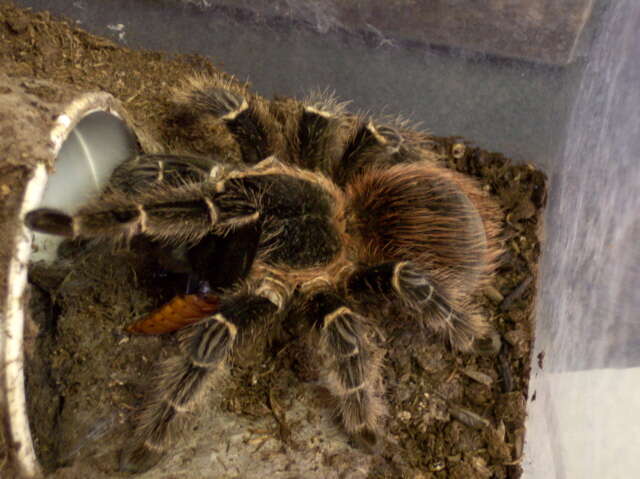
26;74;503;473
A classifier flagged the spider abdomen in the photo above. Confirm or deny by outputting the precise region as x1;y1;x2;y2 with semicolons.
346;162;502;294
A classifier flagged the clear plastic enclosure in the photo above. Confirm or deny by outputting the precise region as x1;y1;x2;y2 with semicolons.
13;0;640;477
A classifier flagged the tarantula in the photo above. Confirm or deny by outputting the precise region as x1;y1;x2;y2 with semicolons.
25;75;503;473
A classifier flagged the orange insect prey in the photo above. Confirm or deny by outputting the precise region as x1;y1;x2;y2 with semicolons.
126;294;220;335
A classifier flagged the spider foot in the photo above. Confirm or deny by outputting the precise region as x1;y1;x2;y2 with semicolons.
172;74;248;120
119;442;164;474
351;424;384;455
25;208;74;237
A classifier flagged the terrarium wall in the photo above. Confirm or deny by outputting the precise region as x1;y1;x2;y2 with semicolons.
524;1;640;477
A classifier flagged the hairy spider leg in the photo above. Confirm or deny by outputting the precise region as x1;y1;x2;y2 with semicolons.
304;291;385;450
172;76;280;165
173;77;346;172
106;153;224;194
295;105;426;187
171;74;441;186
107;153;263;288
24;180;259;245
120;290;280;473
346;261;487;351
173;77;410;181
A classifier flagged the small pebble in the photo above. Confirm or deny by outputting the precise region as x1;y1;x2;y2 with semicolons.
428;458;446;472
397;410;412;423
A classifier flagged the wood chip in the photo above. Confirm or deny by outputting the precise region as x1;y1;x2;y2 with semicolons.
484;285;504;303
449;405;490;429
497;346;514;393
513;427;525;460
500;276;533;311
463;368;494;386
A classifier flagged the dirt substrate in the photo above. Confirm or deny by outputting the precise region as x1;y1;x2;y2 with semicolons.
1;3;546;478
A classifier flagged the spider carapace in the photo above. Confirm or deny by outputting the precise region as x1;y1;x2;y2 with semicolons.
25;74;503;473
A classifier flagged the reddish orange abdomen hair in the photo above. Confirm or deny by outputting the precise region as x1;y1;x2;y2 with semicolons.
346;162;503;299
